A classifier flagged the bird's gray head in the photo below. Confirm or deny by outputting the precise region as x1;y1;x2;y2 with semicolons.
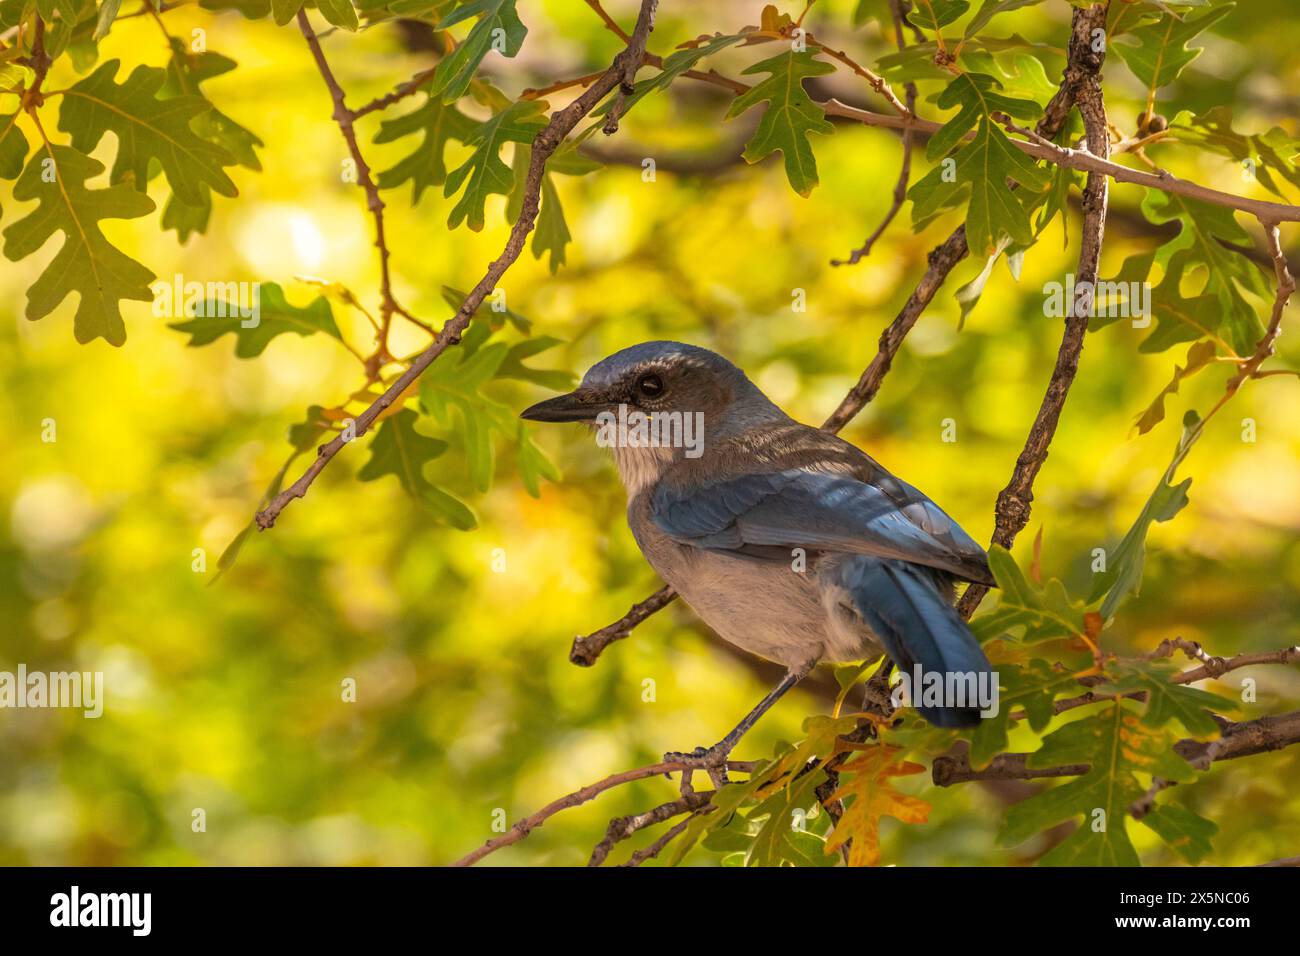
520;341;783;495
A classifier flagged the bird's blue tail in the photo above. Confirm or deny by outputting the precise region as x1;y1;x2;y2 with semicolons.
837;557;994;728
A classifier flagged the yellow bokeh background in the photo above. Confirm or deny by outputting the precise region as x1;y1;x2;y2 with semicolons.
1;0;1298;865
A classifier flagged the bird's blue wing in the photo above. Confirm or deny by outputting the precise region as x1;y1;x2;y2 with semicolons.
651;468;994;585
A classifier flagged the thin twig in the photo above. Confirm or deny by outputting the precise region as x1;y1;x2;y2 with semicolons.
621;811;710;866
587;791;713;866
353;65;439;119
957;4;1111;619
821;97;1300;224
570;586;677;665
931;709;1300;797
580;0;1300;223
1173;645;1300;686
451;756;746;867
805;33;912;119
821;228;970;430
296;10;417;361
257;0;662;530
831;0;916;267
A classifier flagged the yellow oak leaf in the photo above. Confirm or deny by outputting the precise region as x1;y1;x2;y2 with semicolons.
824;744;930;867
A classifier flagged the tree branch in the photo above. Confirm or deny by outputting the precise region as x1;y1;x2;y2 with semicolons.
296;10;419;362
1172;644;1300;686
820;227;971;431
353;65;439;119
451;756;750;867
931;709;1300;794
957;2;1112;618
569;585;677;666
620;812;709;866
580;0;1300;223
256;0;662;530
1043;643;1300;718
587;790;713;866
830;0;917;266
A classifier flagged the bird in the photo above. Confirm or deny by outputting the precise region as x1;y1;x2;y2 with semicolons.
521;341;996;770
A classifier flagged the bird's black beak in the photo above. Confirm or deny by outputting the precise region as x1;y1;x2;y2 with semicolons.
519;389;610;423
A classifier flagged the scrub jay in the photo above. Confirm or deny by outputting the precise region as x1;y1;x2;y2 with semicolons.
521;341;995;768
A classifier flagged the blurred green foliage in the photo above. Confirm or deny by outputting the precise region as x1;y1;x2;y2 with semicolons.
1;0;1299;866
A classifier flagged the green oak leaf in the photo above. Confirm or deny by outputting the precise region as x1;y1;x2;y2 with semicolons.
669;759;781;866
590;32;746;122
667;716;858;866
971;546;1087;644
1093;187;1270;356
529;175;570;272
506;142;597;272
878;44;955;83
1140;804;1218;865
911;115;1049;256
1165;106;1300;200
1102;659;1236;739
440;284;531;334
270;0;304;25
197;0;273;16
58;59;238;207
879;33;1056;83
35;0;81;22
967;659;1091;768
512;419;560;497
726;49;835;197
926;71;1043;162
315;0;358;31
1133;339;1217;435
419;341;509;491
444;98;545;231
496;335;573;390
1113;4;1233;93
93;0;123;40
162;41;263;170
385;0;457;15
1104;0;1162;39
33;0;98;63
431;0;527;104
160;40;264;241
1000;700;1200;866
954;235;1021;326
357;409;476;529
2;145;155;346
1088;411;1200;619
0;112;29;220
957;49;1058;104
418;301;563;494
745;766;834;867
962;0;1046;39
911;72;1048;254
169;282;343;357
375;89;477;202
906;0;970;32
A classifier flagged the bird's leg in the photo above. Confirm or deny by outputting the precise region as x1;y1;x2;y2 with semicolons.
665;661;814;788
860;657;897;729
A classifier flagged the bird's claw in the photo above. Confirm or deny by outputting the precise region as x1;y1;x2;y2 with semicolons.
664;743;732;791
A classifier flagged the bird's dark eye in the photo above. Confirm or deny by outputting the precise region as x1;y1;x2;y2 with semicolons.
636;373;665;399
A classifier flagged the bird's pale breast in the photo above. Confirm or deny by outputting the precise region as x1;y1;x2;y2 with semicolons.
627;494;881;668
